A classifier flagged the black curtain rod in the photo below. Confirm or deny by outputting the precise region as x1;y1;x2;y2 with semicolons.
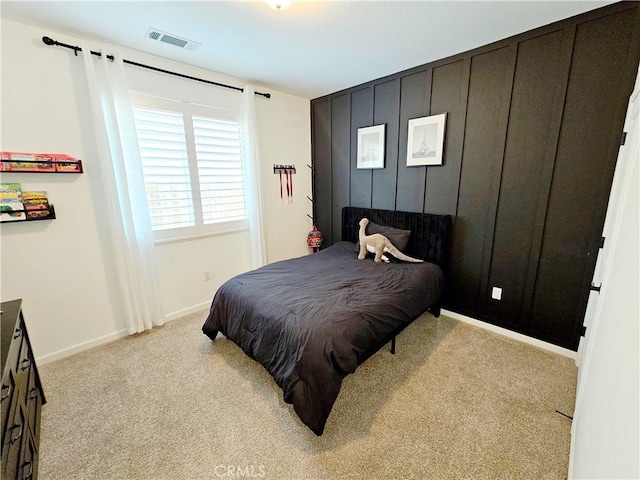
42;36;271;99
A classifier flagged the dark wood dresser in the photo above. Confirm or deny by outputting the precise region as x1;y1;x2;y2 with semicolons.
1;299;46;479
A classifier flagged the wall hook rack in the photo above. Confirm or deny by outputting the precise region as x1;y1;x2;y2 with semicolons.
273;164;296;174
274;165;296;204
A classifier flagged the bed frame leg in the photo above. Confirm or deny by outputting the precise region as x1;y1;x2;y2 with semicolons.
390;336;396;354
430;304;442;318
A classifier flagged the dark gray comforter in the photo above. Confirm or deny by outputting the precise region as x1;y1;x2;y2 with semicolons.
202;241;444;435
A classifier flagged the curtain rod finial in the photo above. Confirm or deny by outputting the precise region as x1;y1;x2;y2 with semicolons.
42;36;55;46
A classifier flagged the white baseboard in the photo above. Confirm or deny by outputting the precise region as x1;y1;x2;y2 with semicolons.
37;302;211;365
442;309;577;359
163;301;210;322
37;328;130;365
37;304;573;365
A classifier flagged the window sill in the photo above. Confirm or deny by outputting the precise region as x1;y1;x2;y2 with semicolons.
153;225;249;246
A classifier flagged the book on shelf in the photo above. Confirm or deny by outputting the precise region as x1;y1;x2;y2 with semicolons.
22;191;52;219
54;153;81;172
35;153;56;172
1;152;38;172
0;182;26;222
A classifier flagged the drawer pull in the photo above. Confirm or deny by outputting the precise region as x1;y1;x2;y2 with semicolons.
20;359;31;372
13;328;22;339
1;382;12;401
9;423;23;443
28;386;39;400
21;460;33;479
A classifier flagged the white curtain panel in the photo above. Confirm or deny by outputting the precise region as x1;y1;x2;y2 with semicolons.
241;85;268;269
81;44;164;333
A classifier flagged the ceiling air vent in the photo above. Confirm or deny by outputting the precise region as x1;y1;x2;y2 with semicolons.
146;28;201;51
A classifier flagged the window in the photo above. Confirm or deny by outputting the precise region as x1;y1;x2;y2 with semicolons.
133;107;193;230
193;116;246;224
131;94;247;241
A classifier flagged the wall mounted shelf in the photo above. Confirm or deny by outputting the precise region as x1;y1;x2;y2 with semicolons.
1;160;83;174
0;205;56;224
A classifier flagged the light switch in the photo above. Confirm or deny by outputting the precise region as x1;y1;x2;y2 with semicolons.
492;287;502;300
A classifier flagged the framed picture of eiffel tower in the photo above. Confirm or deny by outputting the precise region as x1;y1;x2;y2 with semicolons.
406;113;447;166
356;124;386;169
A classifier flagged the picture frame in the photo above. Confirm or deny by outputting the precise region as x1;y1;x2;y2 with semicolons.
406;113;447;167
357;124;385;169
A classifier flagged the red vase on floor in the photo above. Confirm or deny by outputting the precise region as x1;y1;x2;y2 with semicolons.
307;226;323;253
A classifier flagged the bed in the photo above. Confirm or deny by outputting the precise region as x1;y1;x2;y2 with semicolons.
202;207;452;435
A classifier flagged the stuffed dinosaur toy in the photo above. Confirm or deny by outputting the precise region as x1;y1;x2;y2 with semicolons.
357;218;424;263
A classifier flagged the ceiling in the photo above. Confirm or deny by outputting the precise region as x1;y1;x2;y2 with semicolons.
1;1;614;99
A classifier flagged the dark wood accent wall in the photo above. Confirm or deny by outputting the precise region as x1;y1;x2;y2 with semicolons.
310;2;640;350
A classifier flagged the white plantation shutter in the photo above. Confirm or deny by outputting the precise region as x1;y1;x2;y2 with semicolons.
133;107;194;230
193;116;247;224
131;94;248;239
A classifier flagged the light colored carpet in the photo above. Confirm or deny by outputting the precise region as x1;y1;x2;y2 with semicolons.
38;311;577;480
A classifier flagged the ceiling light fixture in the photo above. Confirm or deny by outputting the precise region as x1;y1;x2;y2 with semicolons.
265;0;292;10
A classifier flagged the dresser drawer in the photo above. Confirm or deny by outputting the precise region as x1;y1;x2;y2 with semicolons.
1;300;45;480
6;324;24;377
1;388;26;478
18;427;38;480
25;364;43;445
17;331;33;379
1;369;17;436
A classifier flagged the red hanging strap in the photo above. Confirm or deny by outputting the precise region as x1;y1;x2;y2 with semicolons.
288;169;294;202
285;171;290;200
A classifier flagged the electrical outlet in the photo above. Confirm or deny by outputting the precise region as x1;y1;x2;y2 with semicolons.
491;287;502;300
204;270;211;281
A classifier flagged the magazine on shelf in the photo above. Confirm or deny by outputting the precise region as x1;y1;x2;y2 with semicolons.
5;152;38;172
22;191;51;219
0;152;8;171
0;183;26;221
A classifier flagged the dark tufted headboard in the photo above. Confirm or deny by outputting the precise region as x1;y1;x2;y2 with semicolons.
341;207;453;270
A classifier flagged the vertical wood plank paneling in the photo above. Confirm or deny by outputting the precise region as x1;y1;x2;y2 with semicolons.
350;87;374;208
520;26;576;327
425;60;468;215
529;10;639;349
310;3;640;350
311;99;332;244
568;9;640;347
396;70;431;212
331;94;350;243
372;79;400;210
477;44;517;312
449;46;513;314
485;30;566;327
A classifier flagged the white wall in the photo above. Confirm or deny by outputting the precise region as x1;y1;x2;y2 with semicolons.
257;92;314;264
569;69;639;479
0;18;311;362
